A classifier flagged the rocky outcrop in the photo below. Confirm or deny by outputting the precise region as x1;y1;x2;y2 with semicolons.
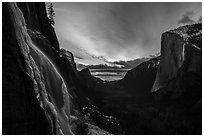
3;2;117;135
151;24;201;99
117;57;160;97
79;68;95;89
2;3;53;134
83;106;123;134
60;48;76;70
3;2;75;134
105;24;201;134
3;2;201;135
17;2;59;50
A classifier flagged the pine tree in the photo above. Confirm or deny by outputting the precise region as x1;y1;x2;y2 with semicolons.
47;3;55;26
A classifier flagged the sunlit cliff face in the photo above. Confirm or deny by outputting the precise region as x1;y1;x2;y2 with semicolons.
48;2;201;65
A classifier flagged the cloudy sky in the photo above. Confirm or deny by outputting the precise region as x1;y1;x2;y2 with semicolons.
50;2;201;65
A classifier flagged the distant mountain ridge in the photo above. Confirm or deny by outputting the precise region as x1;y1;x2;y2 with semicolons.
76;57;153;70
3;2;201;135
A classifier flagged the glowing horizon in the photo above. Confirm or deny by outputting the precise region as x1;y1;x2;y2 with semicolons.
48;2;201;65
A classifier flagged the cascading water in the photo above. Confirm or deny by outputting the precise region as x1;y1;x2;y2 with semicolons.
8;3;74;135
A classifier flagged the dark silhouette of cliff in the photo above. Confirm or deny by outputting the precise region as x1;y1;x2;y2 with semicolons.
97;23;202;135
2;2;122;135
2;2;201;135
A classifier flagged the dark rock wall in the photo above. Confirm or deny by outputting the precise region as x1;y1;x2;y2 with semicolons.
2;2;52;134
3;1;201;135
2;2;75;135
17;2;59;50
117;57;160;98
2;2;117;135
152;24;202;99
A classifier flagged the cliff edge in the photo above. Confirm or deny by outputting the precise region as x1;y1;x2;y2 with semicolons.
152;24;201;97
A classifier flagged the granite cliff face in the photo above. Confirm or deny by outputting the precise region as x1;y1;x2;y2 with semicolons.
3;3;52;134
3;2;74;135
2;2;202;135
116;57;160;98
102;23;201;134
152;24;202;99
17;2;60;50
3;2;121;135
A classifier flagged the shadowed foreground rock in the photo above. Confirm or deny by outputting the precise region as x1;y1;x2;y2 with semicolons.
2;2;201;135
96;23;202;135
2;2;52;134
152;24;202;102
3;2;121;135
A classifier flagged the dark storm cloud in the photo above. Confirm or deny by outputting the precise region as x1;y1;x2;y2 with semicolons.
178;10;196;24
198;16;202;23
52;2;202;64
91;3;188;58
178;16;195;24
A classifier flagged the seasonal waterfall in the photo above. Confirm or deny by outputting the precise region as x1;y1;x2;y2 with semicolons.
8;3;74;135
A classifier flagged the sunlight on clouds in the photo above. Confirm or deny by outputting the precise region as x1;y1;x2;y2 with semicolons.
52;2;201;65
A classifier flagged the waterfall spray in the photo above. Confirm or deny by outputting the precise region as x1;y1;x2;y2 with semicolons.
8;2;74;135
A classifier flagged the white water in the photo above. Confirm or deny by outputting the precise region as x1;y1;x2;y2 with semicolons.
8;3;74;135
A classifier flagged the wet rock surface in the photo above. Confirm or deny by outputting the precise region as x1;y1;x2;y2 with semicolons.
3;2;119;135
2;2;202;135
2;3;52;134
17;2;60;50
